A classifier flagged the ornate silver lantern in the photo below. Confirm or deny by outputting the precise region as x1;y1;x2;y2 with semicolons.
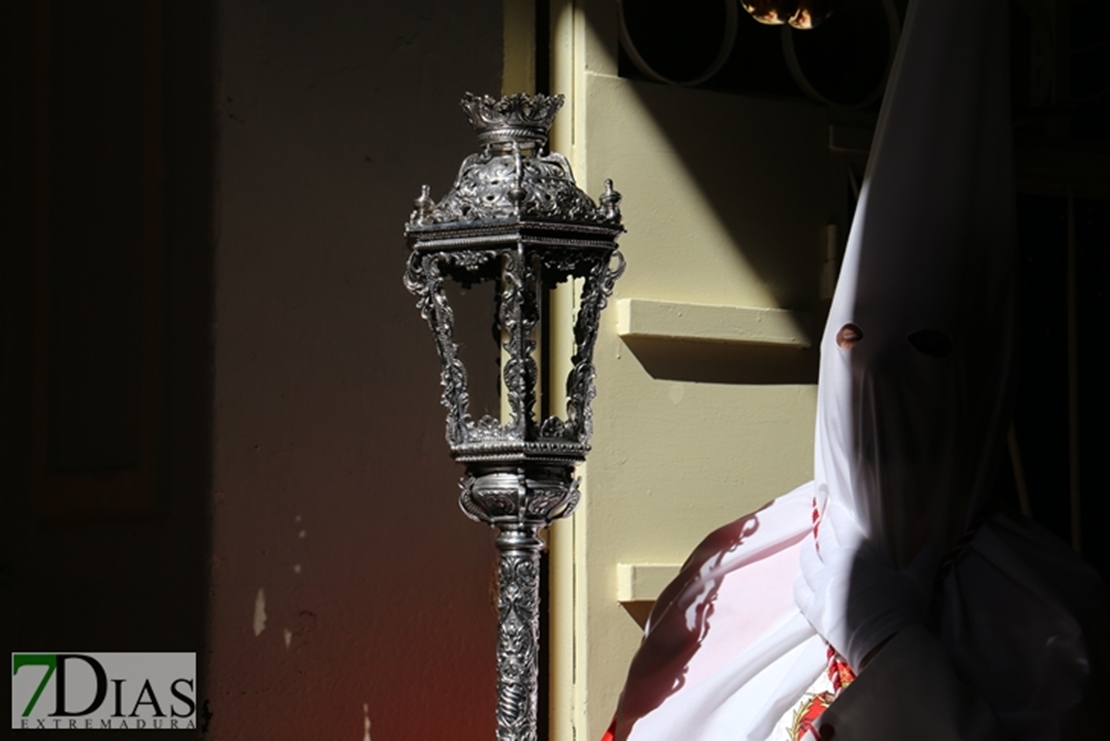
403;92;624;741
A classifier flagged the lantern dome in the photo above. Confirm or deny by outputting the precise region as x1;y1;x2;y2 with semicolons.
407;93;622;228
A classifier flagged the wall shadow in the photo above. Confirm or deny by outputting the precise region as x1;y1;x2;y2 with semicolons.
1;2;215;736
623;337;818;385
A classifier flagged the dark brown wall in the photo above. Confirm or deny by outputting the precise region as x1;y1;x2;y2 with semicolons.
4;0;503;738
3;1;215;736
207;0;502;738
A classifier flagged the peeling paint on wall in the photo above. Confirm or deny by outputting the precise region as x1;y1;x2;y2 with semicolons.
283;628;292;648
293;563;302;574
362;703;371;741
253;588;267;636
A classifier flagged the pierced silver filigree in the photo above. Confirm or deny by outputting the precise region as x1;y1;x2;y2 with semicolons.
409;93;622;228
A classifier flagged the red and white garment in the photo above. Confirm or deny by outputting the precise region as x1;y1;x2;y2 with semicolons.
605;0;1110;739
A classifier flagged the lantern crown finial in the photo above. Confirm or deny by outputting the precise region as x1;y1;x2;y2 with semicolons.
407;92;620;227
461;92;564;148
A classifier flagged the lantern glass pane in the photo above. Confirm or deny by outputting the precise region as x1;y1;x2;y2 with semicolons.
441;276;501;426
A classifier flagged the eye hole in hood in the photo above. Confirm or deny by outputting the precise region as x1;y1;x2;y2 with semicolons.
836;323;863;349
907;328;953;358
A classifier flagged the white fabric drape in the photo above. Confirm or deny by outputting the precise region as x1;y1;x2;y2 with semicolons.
608;0;1109;738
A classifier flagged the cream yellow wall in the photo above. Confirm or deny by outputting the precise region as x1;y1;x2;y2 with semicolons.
544;3;837;740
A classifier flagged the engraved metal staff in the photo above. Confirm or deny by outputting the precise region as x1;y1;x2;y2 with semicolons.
403;92;624;741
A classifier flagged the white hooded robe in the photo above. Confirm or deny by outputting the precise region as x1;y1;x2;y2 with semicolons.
606;0;1110;739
